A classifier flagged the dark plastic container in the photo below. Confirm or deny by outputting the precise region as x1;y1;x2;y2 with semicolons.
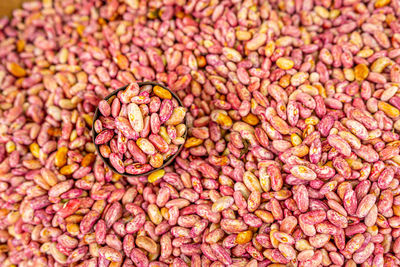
92;82;187;177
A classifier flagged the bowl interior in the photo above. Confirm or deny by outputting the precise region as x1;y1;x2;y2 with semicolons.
92;82;187;177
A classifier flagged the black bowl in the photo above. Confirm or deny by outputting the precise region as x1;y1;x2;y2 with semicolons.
92;82;187;177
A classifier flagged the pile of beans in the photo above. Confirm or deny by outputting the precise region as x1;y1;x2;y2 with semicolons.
1;0;400;266
94;82;187;175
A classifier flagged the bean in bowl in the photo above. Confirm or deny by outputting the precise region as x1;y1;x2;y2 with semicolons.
93;82;187;176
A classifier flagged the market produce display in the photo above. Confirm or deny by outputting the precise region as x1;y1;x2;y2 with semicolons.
0;0;400;266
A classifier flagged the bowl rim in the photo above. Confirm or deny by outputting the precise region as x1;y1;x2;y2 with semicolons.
92;81;187;177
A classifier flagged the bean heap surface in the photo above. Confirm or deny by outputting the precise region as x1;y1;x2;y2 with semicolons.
0;0;400;266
